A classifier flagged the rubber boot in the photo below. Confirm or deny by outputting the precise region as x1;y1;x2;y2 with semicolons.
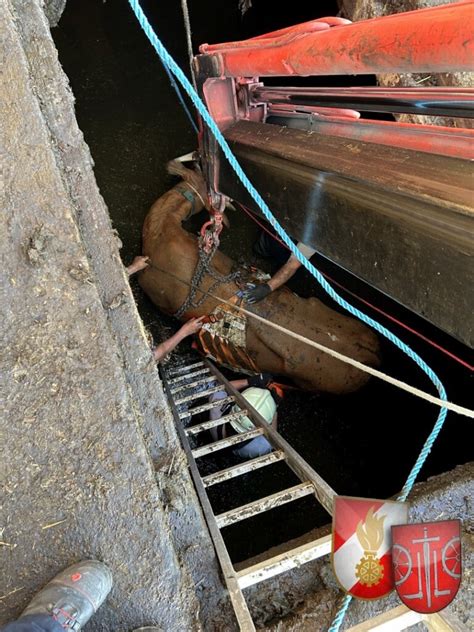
20;560;112;630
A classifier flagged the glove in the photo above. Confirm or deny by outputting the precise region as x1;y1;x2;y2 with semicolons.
242;283;272;304
268;384;284;405
248;373;273;389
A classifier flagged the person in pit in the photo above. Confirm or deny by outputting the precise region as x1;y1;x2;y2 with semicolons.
126;256;204;362
242;232;316;304
208;374;279;459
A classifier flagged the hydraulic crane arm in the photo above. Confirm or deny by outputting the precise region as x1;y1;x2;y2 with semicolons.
194;3;474;346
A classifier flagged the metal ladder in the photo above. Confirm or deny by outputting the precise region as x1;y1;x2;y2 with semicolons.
161;356;336;631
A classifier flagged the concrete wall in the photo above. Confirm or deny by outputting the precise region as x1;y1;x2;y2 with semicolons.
1;0;231;628
43;0;66;26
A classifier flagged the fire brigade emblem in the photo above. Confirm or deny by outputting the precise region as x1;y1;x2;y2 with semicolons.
392;520;462;613
332;496;408;599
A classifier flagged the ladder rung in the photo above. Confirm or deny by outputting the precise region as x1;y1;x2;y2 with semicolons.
202;451;286;487
236;534;331;589
171;376;216;395
345;605;426;632
175;385;225;405
186;410;250;436
179;396;235;419
167;361;205;375
168;368;210;385
215;482;314;529
192;428;263;458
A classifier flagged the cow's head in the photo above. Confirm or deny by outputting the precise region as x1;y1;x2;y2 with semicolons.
167;160;211;215
167;159;232;229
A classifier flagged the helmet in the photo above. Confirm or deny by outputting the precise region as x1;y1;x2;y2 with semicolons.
230;387;277;434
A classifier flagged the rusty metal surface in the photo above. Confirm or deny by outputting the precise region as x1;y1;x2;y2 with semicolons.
218;120;474;346
168;367;210;385
167;360;206;375
215;482;315;528
202;451;286;487
200;17;351;52
266;109;474;159
185;410;250;436
196;2;473;77
253;87;474;119
192;428;264;458
171;375;216;395
174;384;224;405
180;394;235;419
236;533;332;589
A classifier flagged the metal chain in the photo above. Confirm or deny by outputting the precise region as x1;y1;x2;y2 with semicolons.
173;238;240;318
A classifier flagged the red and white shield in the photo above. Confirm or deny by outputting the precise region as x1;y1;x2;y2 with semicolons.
332;496;408;599
392;520;462;613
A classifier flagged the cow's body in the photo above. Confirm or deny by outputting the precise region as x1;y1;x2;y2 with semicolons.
139;164;380;394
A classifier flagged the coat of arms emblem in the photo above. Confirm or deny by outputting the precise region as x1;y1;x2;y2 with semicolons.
392;520;462;613
332;496;408;599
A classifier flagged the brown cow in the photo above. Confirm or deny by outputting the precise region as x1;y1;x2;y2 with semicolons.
139;162;380;394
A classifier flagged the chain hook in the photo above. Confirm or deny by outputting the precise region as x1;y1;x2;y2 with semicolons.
200;191;227;254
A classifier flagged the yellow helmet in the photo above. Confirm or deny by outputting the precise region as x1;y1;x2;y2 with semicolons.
230;387;277;434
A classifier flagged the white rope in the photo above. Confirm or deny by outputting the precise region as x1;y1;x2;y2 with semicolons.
185;181;206;208
180;0;198;92
230;300;474;419
149;262;474;418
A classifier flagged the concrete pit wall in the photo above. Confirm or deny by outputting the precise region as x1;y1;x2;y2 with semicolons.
43;0;66;26
0;0;232;629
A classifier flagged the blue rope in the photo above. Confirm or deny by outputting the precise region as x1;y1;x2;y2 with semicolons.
127;2;449;628
162;63;198;134
161;46;198;133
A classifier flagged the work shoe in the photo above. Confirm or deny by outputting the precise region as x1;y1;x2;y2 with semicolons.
20;560;113;630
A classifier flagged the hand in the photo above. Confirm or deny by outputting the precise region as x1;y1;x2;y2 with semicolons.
242;283;272;304
179;316;205;337
247;373;273;389
127;255;150;276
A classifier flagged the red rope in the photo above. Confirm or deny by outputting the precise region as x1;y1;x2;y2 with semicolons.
236;202;473;372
